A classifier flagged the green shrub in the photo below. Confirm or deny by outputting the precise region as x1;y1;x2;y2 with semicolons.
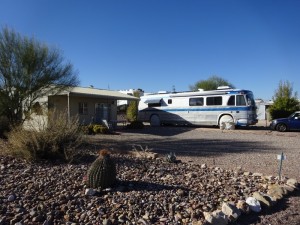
7;110;83;162
81;124;95;135
93;124;109;134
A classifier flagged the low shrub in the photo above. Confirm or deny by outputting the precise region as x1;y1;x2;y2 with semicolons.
93;124;109;134
0;116;10;139
81;124;111;135
7;110;83;162
81;124;95;135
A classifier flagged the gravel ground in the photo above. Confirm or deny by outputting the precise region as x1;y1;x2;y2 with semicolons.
0;124;299;225
92;125;300;225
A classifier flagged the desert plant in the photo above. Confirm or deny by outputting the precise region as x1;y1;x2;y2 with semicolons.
269;80;299;120
93;124;109;134
86;149;117;189
0;116;10;138
166;152;177;163
132;144;153;159
7;110;83;162
126;91;140;122
80;124;95;135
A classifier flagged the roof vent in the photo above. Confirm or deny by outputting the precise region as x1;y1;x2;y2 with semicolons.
217;86;231;90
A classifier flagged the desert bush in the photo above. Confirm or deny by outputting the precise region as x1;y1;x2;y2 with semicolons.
7;110;83;162
0;116;10;139
81;124;95;135
93;124;109;134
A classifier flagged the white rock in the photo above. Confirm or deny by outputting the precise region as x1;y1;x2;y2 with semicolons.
246;197;261;212
286;178;298;188
84;188;96;196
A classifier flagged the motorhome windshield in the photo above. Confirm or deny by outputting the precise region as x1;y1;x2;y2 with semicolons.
246;94;255;106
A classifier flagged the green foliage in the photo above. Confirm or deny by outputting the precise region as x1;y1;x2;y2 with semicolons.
93;124;109;134
6;110;83;162
126;91;140;122
80;124;95;135
190;75;235;91
0;27;79;126
126;121;144;129
86;150;117;189
81;124;110;135
269;80;300;119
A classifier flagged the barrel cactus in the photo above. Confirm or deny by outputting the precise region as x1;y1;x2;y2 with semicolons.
86;149;116;189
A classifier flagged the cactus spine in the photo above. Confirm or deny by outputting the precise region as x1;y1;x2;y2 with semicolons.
87;150;116;189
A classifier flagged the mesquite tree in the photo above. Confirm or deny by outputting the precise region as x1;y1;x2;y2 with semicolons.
0;27;79;126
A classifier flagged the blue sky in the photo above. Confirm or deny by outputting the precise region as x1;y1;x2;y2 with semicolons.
1;0;299;100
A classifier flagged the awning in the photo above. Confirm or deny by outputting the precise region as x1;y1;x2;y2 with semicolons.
144;98;162;104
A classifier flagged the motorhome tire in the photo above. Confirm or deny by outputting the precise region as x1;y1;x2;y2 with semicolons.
150;115;161;127
219;115;233;127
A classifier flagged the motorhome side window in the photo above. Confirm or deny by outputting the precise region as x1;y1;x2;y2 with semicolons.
236;95;246;106
148;102;161;107
168;99;172;104
189;97;204;106
227;96;235;106
206;96;222;106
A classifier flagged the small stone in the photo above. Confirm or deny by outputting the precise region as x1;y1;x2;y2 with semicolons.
252;192;273;208
84;188;96;196
246;197;261;212
221;202;241;221
7;194;16;202
286;178;298;188
252;172;263;177
282;184;295;193
203;210;228;225
267;184;285;200
236;200;250;214
201;164;207;169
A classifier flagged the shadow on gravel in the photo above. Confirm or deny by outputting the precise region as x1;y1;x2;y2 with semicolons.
87;132;280;158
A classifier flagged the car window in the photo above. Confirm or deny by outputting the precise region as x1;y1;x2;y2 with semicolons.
294;113;300;118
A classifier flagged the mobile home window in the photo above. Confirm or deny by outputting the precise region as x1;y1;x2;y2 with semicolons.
189;97;204;106
236;95;246;106
79;102;88;115
206;96;222;106
168;99;172;104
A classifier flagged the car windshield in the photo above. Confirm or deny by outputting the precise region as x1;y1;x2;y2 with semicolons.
290;112;300;118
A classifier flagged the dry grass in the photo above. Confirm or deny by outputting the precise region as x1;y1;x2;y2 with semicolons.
6;110;83;162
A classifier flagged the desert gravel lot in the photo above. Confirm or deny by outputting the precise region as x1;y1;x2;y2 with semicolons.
92;125;300;181
87;124;300;225
1;123;299;225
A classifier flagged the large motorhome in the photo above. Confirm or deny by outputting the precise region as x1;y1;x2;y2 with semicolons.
137;87;258;127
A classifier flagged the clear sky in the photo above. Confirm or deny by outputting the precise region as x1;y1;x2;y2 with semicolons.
1;0;299;100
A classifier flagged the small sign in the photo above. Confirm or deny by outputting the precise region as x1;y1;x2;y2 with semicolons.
277;154;286;160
